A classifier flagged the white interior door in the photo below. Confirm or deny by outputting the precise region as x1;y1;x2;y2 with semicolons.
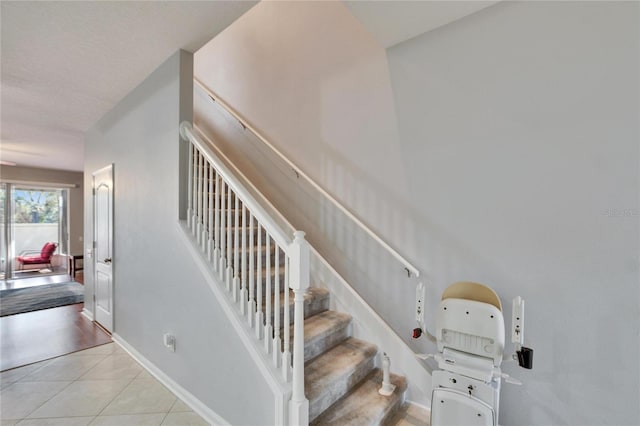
93;165;114;332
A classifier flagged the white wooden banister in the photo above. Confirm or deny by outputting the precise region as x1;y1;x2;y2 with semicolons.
181;122;290;249
180;121;309;425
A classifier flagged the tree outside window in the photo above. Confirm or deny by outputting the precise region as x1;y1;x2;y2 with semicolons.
13;190;59;224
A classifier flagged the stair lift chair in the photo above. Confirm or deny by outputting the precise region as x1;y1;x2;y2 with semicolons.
430;282;511;426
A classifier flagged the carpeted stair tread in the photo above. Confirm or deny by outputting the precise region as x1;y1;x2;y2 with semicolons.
299;311;351;362
306;338;378;422
311;369;408;426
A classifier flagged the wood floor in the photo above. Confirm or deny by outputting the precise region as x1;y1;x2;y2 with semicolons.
1;271;112;371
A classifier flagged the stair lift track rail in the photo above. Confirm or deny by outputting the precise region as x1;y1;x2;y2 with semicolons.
194;77;420;279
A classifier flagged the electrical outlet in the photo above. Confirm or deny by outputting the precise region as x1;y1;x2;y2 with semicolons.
164;333;176;352
415;281;425;326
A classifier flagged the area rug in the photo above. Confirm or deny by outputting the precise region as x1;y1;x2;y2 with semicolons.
0;282;84;316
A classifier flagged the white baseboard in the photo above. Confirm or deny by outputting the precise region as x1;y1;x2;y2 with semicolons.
405;400;431;425
112;333;229;426
176;220;290;425
81;308;94;321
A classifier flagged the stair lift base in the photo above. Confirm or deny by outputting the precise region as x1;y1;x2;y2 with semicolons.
431;370;500;426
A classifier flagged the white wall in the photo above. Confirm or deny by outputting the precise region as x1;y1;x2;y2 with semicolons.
194;1;639;424
387;3;639;424
84;50;274;425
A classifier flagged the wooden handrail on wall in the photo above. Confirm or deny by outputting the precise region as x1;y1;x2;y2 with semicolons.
194;78;420;278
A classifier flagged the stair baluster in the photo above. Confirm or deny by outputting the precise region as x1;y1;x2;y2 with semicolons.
226;188;232;291
256;223;264;339
213;172;221;272
197;151;203;244
219;181;226;280
289;231;310;426
265;234;273;354
191;147;197;235
273;247;281;367
282;256;291;382
201;159;208;251
187;141;193;230
233;195;240;302
248;214;255;327
240;204;248;314
207;165;214;261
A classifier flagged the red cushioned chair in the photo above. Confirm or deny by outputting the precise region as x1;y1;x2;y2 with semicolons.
16;242;57;270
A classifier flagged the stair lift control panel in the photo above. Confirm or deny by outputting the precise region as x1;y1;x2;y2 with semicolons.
414;282;533;426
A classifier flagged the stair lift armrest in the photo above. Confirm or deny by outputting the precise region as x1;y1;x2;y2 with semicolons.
511;296;534;369
512;296;524;347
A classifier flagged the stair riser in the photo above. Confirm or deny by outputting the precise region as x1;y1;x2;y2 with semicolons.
309;356;375;422
262;299;332;344
277;311;351;361
270;292;329;325
309;370;408;426
301;322;350;363
256;270;287;294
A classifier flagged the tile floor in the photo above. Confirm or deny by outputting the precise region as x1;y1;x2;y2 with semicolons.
0;343;209;426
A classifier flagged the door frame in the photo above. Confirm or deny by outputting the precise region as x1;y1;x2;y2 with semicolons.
0;182;72;280
92;164;114;332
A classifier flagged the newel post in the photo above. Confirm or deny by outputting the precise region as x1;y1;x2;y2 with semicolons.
288;231;310;426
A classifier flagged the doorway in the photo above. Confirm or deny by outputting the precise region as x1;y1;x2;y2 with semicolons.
0;183;70;281
93;165;114;333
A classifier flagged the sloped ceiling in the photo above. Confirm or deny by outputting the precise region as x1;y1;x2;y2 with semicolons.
0;1;256;172
344;0;500;48
1;1;500;173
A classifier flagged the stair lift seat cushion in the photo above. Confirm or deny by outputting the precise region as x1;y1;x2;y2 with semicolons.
441;281;502;311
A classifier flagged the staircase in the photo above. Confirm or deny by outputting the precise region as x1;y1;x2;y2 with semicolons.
237;198;408;424
287;286;408;424
181;122;410;425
